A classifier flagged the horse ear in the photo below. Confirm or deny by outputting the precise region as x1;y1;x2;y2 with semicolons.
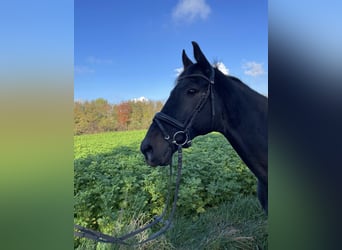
192;41;211;69
182;49;193;69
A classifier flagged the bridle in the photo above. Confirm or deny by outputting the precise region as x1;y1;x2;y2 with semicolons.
153;66;216;147
74;67;216;246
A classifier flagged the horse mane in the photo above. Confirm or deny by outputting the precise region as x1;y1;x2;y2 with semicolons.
175;63;267;100
213;65;268;100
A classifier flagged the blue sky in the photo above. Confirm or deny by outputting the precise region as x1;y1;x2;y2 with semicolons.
75;0;268;103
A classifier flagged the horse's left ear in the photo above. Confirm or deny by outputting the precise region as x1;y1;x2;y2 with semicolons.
192;41;211;70
182;49;193;69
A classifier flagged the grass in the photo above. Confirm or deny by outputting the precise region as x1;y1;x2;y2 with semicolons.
167;196;267;250
75;130;268;249
76;196;267;250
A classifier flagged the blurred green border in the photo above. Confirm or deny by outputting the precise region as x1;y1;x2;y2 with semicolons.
0;1;73;249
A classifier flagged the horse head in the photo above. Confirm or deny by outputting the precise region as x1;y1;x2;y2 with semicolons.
141;42;217;166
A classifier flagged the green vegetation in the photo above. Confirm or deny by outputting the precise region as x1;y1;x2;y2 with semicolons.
74;130;267;249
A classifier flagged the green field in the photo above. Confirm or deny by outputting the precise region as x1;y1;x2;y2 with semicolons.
74;130;267;249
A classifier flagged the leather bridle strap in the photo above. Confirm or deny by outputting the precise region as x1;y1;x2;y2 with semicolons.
153;67;215;147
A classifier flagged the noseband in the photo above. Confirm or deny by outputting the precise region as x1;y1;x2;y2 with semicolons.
153;67;215;147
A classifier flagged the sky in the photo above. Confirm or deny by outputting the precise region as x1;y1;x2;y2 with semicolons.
74;0;268;104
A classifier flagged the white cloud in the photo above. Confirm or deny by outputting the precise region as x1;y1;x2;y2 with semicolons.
174;67;184;76
215;62;229;75
172;0;211;23
132;96;149;103
174;62;229;77
242;61;266;76
74;65;95;74
75;56;112;75
85;56;112;64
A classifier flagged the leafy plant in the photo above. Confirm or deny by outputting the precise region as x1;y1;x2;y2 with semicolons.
74;130;259;248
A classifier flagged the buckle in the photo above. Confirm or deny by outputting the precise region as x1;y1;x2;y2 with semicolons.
172;131;190;146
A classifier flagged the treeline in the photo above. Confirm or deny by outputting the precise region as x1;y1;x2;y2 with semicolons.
74;98;163;135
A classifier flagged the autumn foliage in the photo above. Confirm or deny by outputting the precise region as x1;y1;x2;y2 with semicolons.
74;98;163;135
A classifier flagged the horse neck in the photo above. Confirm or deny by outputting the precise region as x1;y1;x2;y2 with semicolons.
214;73;268;182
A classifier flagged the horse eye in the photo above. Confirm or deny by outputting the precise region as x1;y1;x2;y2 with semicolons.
187;89;198;95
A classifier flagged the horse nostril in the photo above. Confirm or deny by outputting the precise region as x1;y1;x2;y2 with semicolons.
141;141;153;156
145;145;153;155
143;145;154;163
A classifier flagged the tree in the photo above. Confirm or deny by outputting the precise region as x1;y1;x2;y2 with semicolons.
93;98;114;132
74;101;88;135
74;98;164;134
115;101;132;130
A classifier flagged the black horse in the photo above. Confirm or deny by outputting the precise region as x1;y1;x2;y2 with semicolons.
141;42;268;213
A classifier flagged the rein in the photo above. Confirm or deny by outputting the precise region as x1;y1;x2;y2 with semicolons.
74;145;184;245
74;67;216;245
